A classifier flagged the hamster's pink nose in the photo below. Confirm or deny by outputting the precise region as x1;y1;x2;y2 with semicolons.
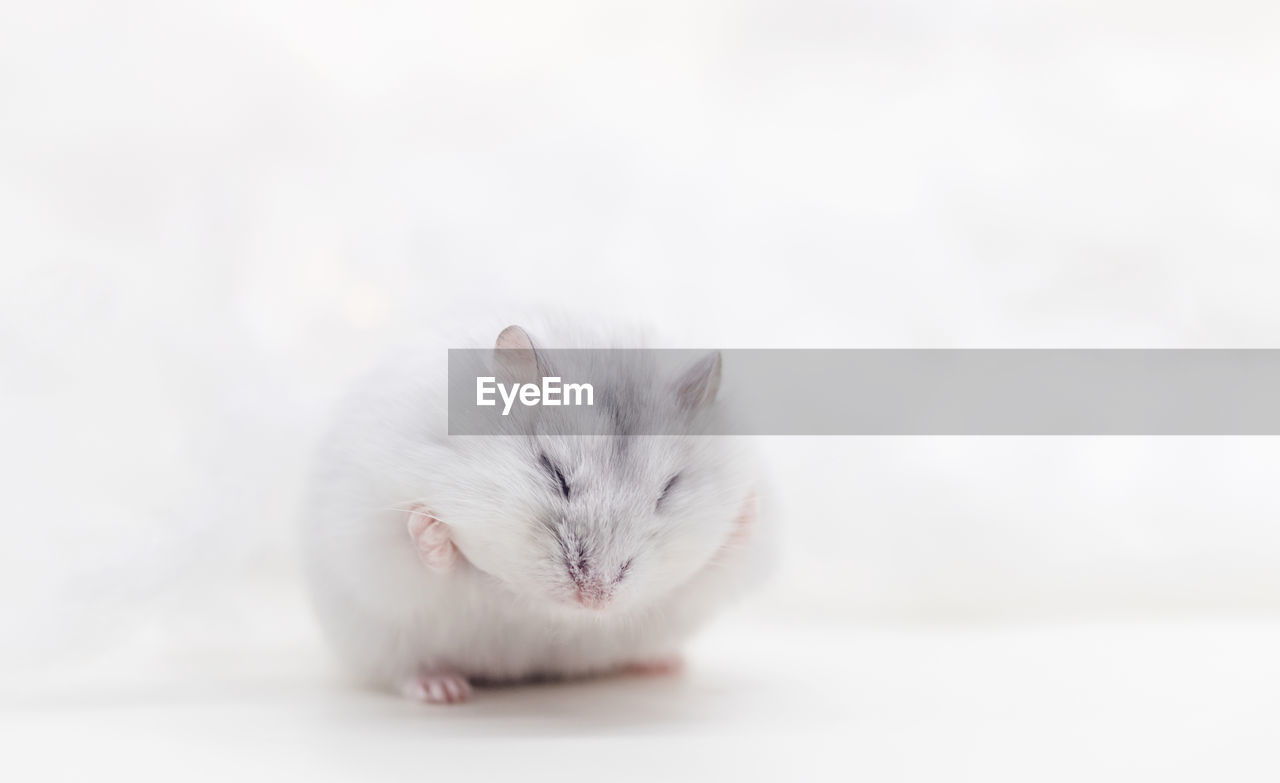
574;579;613;609
576;590;611;609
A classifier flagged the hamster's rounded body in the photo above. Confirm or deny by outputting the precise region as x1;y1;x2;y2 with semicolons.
301;320;771;702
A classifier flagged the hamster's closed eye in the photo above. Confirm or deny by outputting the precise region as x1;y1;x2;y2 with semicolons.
539;453;571;499
656;473;681;510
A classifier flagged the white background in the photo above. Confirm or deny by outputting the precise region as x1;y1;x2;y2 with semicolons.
3;1;1279;780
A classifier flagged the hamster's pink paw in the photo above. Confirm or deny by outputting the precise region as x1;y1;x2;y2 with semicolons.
400;671;472;705
406;505;459;572
622;654;685;677
728;491;757;546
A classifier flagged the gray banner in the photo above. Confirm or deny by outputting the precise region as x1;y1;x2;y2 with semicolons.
447;349;1280;435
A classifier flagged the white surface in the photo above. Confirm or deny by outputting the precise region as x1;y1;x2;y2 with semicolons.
6;613;1279;782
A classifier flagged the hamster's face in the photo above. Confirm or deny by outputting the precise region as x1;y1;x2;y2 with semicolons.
434;329;753;615
445;431;751;615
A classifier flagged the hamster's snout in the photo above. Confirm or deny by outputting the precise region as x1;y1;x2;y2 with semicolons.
573;574;613;609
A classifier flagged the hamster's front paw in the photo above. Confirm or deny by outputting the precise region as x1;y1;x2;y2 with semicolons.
400;670;472;705
729;490;757;545
407;505;460;572
622;654;685;677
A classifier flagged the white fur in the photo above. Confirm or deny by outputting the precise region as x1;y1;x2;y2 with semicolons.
301;318;772;692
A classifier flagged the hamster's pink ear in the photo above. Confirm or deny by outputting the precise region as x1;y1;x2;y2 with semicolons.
675;351;721;410
494;325;543;384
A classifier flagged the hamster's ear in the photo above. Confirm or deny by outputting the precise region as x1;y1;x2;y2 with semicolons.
494;325;543;384
675;351;721;410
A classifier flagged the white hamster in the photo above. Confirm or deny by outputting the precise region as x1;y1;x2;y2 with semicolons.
301;318;771;704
